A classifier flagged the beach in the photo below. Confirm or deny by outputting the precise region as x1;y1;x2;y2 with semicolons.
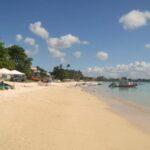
0;82;150;150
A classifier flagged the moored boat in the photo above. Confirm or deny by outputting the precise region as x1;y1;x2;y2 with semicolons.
109;78;137;88
119;79;137;87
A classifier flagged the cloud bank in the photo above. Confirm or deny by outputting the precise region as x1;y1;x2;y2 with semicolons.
87;61;150;79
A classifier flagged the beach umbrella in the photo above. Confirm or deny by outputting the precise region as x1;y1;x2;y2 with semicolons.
0;68;12;75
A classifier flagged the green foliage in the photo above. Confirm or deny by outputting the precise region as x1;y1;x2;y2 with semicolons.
0;41;32;76
0;41;4;50
0;42;15;70
51;64;83;81
66;64;70;68
36;66;48;78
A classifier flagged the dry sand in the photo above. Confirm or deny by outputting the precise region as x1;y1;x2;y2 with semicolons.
0;82;150;150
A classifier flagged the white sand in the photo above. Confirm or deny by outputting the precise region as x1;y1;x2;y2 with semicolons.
0;82;150;150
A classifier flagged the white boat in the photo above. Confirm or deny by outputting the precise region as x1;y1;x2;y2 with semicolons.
119;79;137;87
109;78;137;88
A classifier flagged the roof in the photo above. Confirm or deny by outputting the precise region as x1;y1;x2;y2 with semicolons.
11;70;25;75
0;68;12;75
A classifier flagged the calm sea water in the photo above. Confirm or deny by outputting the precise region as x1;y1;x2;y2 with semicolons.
87;82;150;107
84;82;150;132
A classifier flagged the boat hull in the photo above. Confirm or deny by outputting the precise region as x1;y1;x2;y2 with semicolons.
118;85;137;88
109;83;137;88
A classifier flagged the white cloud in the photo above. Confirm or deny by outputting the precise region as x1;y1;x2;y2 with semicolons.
29;21;49;39
16;34;39;56
25;45;39;57
60;57;66;63
16;34;23;42
96;51;108;61
47;34;80;49
48;47;66;58
145;43;150;49
24;37;35;46
119;10;150;30
80;40;89;45
46;34;87;62
73;51;82;59
25;50;34;57
87;61;150;79
29;22;88;62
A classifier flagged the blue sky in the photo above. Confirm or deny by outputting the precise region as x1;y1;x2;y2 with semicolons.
0;0;150;77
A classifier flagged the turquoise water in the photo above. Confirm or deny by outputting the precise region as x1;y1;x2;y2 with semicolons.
84;82;150;132
90;82;150;107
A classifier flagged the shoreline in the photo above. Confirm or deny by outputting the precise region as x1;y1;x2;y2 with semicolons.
82;84;150;133
0;82;150;149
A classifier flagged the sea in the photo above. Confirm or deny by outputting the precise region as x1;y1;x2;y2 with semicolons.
83;82;150;132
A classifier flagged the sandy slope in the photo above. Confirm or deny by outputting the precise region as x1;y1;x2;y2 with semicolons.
0;83;149;150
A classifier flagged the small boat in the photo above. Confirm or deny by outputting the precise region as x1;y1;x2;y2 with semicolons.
109;79;137;88
0;81;14;90
118;79;137;87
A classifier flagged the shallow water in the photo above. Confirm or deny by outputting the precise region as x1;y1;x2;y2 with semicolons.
83;82;150;133
89;82;150;107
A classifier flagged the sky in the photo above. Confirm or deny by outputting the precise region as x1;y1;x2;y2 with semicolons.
0;0;150;78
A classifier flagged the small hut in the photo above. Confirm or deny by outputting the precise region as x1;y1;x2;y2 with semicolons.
0;68;12;80
11;70;25;82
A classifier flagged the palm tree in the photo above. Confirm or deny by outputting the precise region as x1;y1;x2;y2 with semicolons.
66;64;70;69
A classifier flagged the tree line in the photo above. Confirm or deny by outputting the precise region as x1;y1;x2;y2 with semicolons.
51;64;84;81
0;41;32;76
0;41;85;81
